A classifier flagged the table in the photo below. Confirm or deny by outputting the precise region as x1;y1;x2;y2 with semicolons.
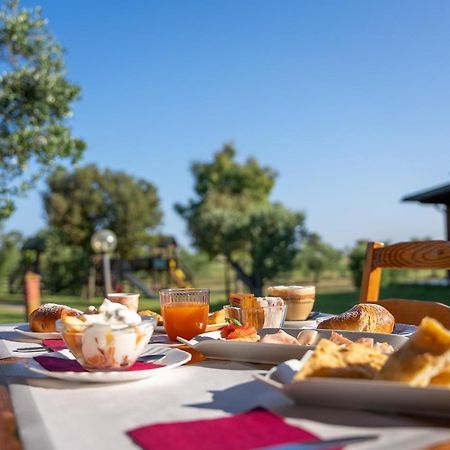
1;323;450;450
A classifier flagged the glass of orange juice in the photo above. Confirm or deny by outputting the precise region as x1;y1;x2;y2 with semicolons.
159;288;210;341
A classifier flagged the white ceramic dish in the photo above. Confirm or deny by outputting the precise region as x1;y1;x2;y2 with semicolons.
255;357;450;419
283;320;317;329
14;323;61;340
181;328;408;365
26;345;191;383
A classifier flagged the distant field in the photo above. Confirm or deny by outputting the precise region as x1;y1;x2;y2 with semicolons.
1;258;449;323
1;277;450;324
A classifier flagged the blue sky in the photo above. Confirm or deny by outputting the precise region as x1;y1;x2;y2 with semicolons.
5;0;450;249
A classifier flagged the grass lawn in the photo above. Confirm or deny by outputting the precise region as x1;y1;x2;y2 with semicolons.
1;281;450;324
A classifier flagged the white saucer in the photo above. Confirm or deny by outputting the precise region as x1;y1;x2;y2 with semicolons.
14;323;61;340
26;346;191;383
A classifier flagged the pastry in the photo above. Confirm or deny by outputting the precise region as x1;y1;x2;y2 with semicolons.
378;317;450;387
294;339;388;381
317;304;395;333
229;293;258;308
208;309;226;325
29;303;82;332
429;364;450;387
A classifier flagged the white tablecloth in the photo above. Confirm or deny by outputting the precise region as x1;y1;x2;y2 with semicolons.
1;324;449;450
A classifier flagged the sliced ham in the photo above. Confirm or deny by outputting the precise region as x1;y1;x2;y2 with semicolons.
329;331;353;346
373;341;395;354
260;330;300;345
355;337;375;347
296;330;319;346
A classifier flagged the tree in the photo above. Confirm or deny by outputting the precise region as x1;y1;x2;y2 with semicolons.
348;240;368;288
297;232;342;283
0;228;22;278
176;145;306;295
0;0;85;219
43;165;162;260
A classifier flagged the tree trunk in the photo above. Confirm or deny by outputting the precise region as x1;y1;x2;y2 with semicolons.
228;259;263;295
228;259;252;291
223;258;231;300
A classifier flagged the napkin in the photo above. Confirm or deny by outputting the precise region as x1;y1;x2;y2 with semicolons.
128;408;321;450
42;339;66;351
34;355;163;372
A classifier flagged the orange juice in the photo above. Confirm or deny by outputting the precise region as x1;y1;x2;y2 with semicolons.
162;302;209;340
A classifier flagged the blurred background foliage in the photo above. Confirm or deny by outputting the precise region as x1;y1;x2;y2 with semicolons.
0;0;85;219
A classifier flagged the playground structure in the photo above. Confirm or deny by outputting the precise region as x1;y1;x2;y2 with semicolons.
9;235;194;298
91;254;193;299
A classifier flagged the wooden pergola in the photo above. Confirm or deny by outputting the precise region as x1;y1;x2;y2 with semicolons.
402;181;450;241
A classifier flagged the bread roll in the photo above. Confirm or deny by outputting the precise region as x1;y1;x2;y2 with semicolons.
29;303;82;332
317;304;395;334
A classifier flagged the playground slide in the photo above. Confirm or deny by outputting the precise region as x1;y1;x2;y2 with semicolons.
169;268;193;288
123;271;158;298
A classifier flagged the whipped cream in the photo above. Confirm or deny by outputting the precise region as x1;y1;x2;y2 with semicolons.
83;299;142;329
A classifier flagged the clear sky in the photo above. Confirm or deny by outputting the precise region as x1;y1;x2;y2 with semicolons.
5;0;450;250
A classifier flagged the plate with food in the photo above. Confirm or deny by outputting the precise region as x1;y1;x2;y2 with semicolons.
255;317;450;418
26;346;192;383
14;303;83;340
14;323;61;340
178;321;408;365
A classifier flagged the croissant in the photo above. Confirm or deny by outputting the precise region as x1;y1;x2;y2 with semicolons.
29;303;82;332
317;303;395;334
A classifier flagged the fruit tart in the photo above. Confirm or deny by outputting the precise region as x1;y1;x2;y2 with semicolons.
220;319;260;342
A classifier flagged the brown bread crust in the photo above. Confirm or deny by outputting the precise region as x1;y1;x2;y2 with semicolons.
29;303;82;332
317;304;395;333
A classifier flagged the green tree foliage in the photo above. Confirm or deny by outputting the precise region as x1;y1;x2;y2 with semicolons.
43;165;162;260
0;228;22;279
176;145;306;295
0;0;85;219
297;233;342;283
348;240;368;288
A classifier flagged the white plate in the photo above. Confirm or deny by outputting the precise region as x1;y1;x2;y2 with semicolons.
26;345;192;383
283;320;317;329
181;328;408;365
14;323;61;340
255;357;450;419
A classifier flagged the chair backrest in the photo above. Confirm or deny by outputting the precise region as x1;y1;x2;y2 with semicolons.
359;240;450;327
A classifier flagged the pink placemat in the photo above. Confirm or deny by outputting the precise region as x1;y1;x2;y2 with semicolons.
128;408;321;450
34;355;163;372
42;339;66;351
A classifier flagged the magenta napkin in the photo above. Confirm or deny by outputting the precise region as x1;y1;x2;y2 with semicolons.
34;355;163;372
42;339;66;351
127;408;320;450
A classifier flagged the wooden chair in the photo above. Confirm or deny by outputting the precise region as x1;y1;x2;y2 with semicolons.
359;240;450;328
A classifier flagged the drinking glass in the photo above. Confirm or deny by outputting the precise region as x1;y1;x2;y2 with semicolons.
159;288;210;341
107;293;140;312
267;286;315;320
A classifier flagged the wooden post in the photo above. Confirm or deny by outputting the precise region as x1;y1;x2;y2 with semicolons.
359;242;384;302
23;271;41;319
87;265;96;300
